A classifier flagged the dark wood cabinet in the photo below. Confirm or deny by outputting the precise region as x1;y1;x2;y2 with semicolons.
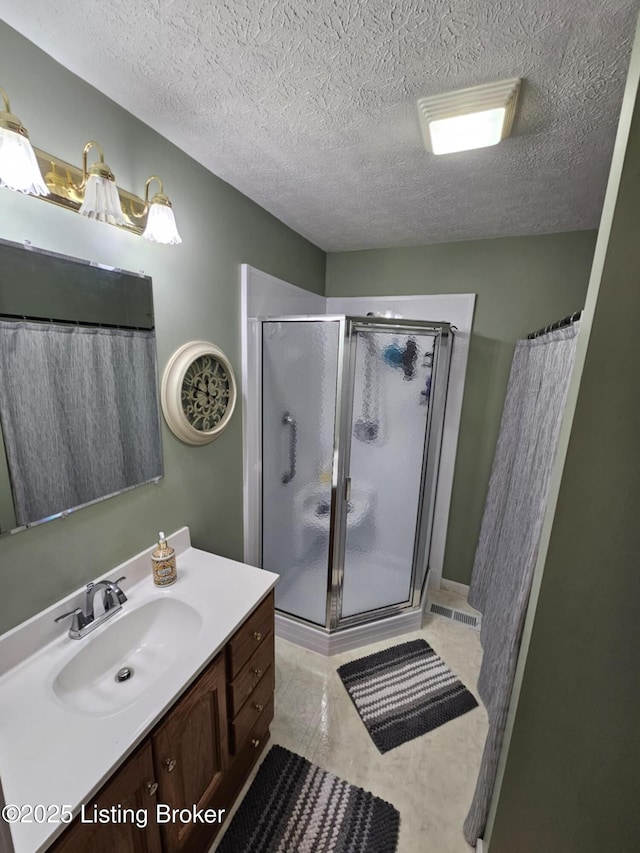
48;592;275;853
152;653;228;852
49;742;162;853
211;593;275;827
226;592;275;757
226;592;274;677
227;632;274;722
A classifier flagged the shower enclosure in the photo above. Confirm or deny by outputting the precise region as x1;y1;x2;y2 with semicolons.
260;315;451;633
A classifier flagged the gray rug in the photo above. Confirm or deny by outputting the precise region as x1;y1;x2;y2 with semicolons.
338;639;478;753
217;745;399;852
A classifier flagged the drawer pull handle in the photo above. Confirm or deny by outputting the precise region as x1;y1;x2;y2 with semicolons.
254;702;264;712
164;758;177;773
253;631;263;641
253;668;262;678
146;781;158;797
251;738;260;748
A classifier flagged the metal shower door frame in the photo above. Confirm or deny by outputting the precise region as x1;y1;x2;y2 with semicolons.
259;315;451;633
259;315;348;633
329;317;452;630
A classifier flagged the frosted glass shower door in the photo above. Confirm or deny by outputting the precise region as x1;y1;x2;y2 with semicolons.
339;325;438;620
262;319;341;625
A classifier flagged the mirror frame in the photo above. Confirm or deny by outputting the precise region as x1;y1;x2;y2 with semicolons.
0;238;164;537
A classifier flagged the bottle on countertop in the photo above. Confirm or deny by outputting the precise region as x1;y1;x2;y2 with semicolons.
152;531;177;586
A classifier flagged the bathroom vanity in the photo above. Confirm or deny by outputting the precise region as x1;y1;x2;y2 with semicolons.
0;529;278;853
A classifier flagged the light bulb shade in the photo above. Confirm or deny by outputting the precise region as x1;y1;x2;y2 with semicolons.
143;201;182;245
429;108;507;154
0;125;49;195
79;173;126;225
418;78;521;155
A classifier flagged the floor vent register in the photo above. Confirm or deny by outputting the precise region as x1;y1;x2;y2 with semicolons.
427;602;481;631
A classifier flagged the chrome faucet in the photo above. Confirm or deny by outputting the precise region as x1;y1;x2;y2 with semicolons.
54;576;127;639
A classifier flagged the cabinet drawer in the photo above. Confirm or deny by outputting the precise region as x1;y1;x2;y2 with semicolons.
211;695;274;823
228;631;274;718
226;592;274;678
230;665;275;754
238;694;274;757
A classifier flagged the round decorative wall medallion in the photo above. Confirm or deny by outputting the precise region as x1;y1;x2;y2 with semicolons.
161;341;237;445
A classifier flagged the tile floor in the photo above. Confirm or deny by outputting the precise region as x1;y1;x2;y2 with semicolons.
213;589;486;853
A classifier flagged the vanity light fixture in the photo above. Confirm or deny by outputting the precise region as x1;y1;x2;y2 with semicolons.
135;176;182;245
0;83;181;245
76;140;126;225
0;86;49;195
417;78;521;155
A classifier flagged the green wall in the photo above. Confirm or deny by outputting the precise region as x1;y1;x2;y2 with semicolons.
0;23;325;634
487;19;640;852
0;22;602;633
326;234;596;584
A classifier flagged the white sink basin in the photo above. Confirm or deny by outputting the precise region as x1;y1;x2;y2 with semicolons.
52;598;202;717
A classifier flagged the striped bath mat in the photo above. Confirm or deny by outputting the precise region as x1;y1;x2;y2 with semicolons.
217;744;399;852
337;639;478;753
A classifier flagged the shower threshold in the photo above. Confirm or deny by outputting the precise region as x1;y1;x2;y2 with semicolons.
275;607;424;656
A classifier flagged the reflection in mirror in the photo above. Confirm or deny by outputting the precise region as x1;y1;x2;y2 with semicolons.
0;239;163;536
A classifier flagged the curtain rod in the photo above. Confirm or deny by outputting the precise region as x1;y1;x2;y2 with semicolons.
0;312;153;332
527;310;582;340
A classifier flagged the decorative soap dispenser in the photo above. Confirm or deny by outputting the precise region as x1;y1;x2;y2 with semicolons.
152;531;177;586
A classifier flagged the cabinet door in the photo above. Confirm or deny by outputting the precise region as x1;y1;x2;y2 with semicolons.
152;652;229;852
50;742;162;853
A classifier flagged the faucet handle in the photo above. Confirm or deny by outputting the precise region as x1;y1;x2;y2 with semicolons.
103;576;127;610
54;608;87;634
54;607;81;622
112;576;127;604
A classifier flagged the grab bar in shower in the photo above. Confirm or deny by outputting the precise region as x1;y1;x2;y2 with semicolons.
281;411;297;484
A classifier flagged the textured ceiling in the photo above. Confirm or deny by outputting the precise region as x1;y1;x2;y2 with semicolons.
1;1;638;251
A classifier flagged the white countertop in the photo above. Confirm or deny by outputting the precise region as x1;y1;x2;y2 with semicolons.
0;528;278;853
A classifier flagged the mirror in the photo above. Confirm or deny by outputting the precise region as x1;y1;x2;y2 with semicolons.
0;239;163;536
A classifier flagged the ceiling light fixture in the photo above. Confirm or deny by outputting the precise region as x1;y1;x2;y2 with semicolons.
0;86;49;195
76;141;126;225
136;176;182;245
417;79;521;155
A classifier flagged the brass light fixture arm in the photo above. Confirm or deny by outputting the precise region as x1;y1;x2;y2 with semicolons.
71;140;114;192
131;175;171;219
0;86;10;112
0;86;29;137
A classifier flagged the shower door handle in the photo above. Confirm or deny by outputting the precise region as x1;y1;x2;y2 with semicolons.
281;411;297;484
345;477;352;502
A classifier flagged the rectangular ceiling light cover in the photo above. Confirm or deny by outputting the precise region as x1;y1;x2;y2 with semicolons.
417;78;521;155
